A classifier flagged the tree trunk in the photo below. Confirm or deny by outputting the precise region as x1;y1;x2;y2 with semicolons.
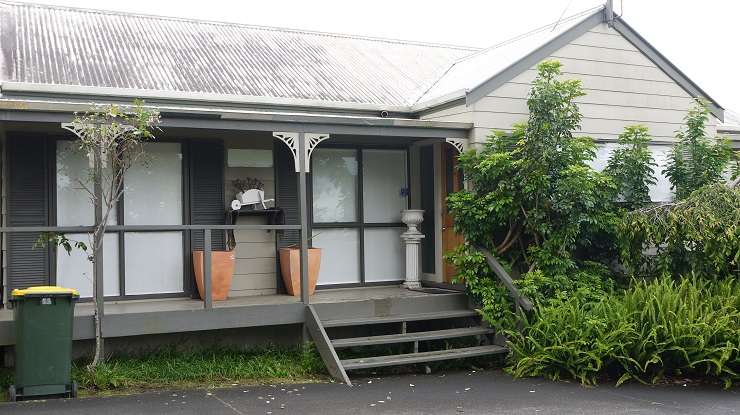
90;145;105;369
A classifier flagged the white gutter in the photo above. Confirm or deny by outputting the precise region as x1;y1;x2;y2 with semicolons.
0;82;411;114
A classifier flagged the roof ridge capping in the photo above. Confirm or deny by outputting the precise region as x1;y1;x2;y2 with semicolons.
0;0;479;51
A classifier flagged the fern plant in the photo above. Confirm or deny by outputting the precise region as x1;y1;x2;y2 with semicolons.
507;276;740;388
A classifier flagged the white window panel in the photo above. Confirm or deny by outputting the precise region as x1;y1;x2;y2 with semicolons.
312;149;358;223
56;233;120;297
124;142;183;225
364;228;405;282
313;228;360;285
227;148;273;168
56;140;117;226
649;145;673;202
362;149;408;223
124;232;184;295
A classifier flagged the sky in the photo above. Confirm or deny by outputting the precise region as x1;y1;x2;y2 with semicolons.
10;0;740;115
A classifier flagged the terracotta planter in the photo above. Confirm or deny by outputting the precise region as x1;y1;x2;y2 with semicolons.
192;250;235;301
279;247;321;297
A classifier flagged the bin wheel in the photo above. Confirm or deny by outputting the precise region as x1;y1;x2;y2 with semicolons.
70;381;78;398
8;385;16;402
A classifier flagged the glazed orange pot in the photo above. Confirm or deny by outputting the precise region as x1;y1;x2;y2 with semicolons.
279;247;321;297
193;250;235;301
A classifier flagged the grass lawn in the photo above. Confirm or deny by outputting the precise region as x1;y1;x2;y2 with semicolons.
0;346;328;400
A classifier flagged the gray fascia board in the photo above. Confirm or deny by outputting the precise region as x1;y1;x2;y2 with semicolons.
464;9;604;106
612;17;724;122
0;97;471;130
0;108;471;139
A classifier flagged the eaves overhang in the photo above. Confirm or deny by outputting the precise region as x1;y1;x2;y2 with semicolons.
0;96;473;139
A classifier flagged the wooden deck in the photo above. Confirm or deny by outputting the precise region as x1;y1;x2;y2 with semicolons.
0;286;467;346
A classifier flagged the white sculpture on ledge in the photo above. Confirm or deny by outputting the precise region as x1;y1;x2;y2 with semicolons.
231;189;274;211
400;209;425;289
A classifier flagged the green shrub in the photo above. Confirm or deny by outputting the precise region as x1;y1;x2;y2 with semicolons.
516;261;614;306
619;184;740;278
664;100;734;200
447;60;617;279
507;276;740;387
446;244;516;329
604;125;657;210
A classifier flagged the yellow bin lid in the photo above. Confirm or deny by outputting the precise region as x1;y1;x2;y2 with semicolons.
11;286;80;297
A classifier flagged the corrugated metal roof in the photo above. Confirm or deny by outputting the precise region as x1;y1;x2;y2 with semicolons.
0;1;477;107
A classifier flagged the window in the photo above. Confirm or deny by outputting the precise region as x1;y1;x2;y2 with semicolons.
55;141;185;297
311;147;408;286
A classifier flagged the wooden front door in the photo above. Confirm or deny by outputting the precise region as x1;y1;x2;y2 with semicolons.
441;146;466;283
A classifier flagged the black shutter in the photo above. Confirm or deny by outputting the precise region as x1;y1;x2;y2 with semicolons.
275;143;299;247
6;136;51;293
190;140;226;251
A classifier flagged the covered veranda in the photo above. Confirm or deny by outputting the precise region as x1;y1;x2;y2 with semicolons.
0;98;472;346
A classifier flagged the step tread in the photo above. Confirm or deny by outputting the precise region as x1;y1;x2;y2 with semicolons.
341;345;508;370
332;327;494;348
322;309;478;328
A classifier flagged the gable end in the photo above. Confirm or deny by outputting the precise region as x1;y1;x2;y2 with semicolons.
465;10;724;123
464;10;604;106
611;17;723;122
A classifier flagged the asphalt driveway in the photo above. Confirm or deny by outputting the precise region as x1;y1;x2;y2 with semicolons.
1;370;738;414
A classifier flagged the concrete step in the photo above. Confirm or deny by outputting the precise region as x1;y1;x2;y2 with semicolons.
331;327;494;349
341;345;508;370
321;309;478;328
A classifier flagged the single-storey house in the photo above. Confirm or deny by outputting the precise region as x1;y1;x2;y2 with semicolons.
0;1;731;382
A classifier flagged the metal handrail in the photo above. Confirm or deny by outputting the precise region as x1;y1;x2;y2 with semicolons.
0;223;303;309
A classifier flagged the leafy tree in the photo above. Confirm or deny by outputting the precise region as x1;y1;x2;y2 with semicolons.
664;99;733;200
447;60;617;301
604;125;657;210
38;101;159;368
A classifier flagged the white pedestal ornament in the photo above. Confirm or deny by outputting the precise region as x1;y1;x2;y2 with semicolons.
400;209;425;289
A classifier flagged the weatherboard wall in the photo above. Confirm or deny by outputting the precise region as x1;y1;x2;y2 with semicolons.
223;135;278;297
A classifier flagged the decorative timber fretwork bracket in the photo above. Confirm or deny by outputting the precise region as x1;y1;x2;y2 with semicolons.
272;132;330;172
445;137;469;154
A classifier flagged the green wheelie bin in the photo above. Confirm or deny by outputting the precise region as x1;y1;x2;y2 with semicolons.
8;286;80;401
